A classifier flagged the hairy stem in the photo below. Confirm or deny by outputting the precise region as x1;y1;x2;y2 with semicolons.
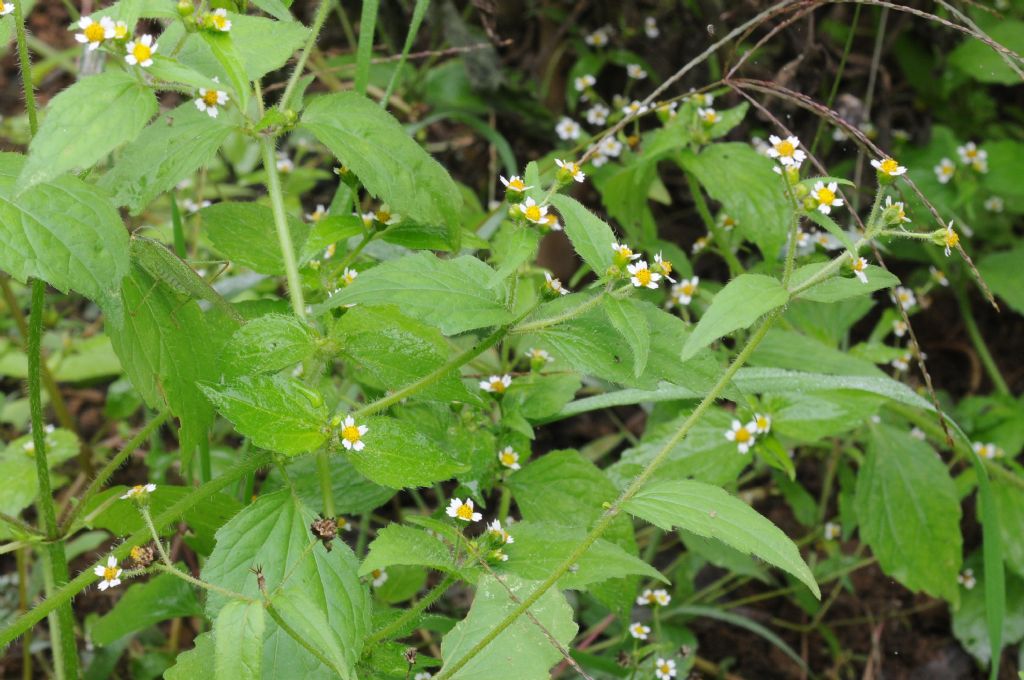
364;573;457;648
955;286;1010;396
278;0;334;111
260;138;307;318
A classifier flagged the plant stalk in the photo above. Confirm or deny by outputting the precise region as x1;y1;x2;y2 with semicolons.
260;138;307;319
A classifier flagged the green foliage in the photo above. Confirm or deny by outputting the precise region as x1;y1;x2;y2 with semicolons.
201;202;310;275
222;314;319;375
550;193;616;274
91;572;203;645
681;274;789;360
348;416;466;488
214;601;265;680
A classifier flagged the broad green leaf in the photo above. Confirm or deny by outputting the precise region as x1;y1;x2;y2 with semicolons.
0;430;80;532
301;92;463;244
359;524;454;576
489;222;540;285
977;246;1024;316
100;102;233;214
248;0;293;22
200;374;327;455
18;71;157;189
602;296;650;378
200;201;310;275
855;425;962;602
953;561;1024;665
679;143;792;261
347;416;465;488
299;215;364;263
549;193;616;275
317;253;514;335
108;265;231;460
200;31;251;112
333;305;474;403
734;367;934;411
681;274;789;360
214;600;264;680
788;261;900;303
222;314;318;375
993;480;1024;579
165;631;215;680
0;152;130;324
440;574;578;680
202;491;371;679
146;55;223;92
624;479;820;598
948;21;1024;86
802;210;857;255
263;454;394;516
91;571;203;645
271;587;354;679
750;329;885;377
502;373;581;421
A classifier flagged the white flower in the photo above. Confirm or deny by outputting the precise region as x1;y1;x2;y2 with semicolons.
688;90;714;107
183;198;211;213
489;548;509;562
652;588;671;606
670;277;699;306
480;374;512;394
585;104;609;126
892;319;908;337
305;204;328;222
957;568;976;590
811;181;844;215
498;446;521;471
766;135;806;167
891;352;911;372
584;27;609;47
655;100;678;118
543;271;570;297
195;81;229;118
929;266;949;288
94;555;123;591
621;100;648;117
718;213;737;231
555;158;585;183
446;497;482;523
276;153;294;173
851;257;869;284
75;16;115;50
112;20;129;39
871;157;907;177
499;175;530;193
824;522;841;541
752;413;772;434
832;127;849;142
528;347;553;364
336;516;354;533
652;252;676;282
574;74;596;92
813;231;842;251
751;136;771;155
414;673;433;680
883;195;910;223
209;7;231;31
725;419;757;454
655;658;677;680
339;415;368;451
599;136;623;158
972;442;1002;460
0;2;14;16
627;260;661;289
341;267;358;286
124;33;157;67
697;107;720;125
644;16;659;39
487;519;514;544
942;221;959;257
518;197;549;225
894;286;916;310
370;568;388;588
626;63;647;80
691;236;709;254
120;483;156;500
984;196;1004;213
555;117;581;141
636;589;655;605
590;152;609;167
611;241;641;262
910;427;926;440
957;141;987;168
374;204;400;225
628;622;651;640
934;158;955;184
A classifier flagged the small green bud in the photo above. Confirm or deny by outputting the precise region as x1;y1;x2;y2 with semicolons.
802;196;818;212
793;182;809;199
176;0;193;16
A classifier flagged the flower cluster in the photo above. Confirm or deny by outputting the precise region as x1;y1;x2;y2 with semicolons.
446;501;516;563
724;413;771;454
611;242;674;291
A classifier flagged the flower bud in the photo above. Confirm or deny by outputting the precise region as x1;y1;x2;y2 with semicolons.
176;0;193;16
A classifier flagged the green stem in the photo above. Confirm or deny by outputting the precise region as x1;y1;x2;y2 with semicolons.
685;171;743;276
364;573;457;647
509;287;609;335
151;563;255;603
316;450;336;516
434;308;783;679
265;602;344;673
140;506;173;567
278;0;334;111
955;286;1010;396
13;0;37;136
260;138;306;318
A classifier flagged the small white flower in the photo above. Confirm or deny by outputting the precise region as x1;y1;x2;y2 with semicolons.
75;16;115;50
499;175;530;193
655;658;677;680
934;158;955;184
636;589;655;606
341;267;358;286
590;152;609;167
892;319;908;337
883;195;910;223
851;257;869;284
94;555;123;591
957;568;976;590
811;181;844;215
942;221;959;257
626;63;647;80
697;107;720;125
574;74;596;92
629;622;651;640
611;241;641;262
752;413;772;434
446;497;482;523
621;100;648;117
891;352;911;372
656;100;678;118
599;136;623;158
124;33;158;67
374;204;400;225
893;286;916;310
832;127;850;142
652;588;671;606
910;427;926;441
487;519;514;544
584;27;610;47
518;197;549;225
183;198;211;213
527;347;553;364
984;196;1004;213
544;271;569;296
305;204;328;222
972;442;1002;460
480;374;512;394
0;2;14;16
195;81;229;118
498;446;521;471
670;277;699;306
120;483;157;500
823;522;841;541
725;419;757;454
644;16;659;39
766;135;806;167
112;19;129;39
585;104;609;126
276;154;294;173
871;157;907;177
555;158;585;183
209;7;231;31
357;211;375;229
688;89;714;107
627;260;661;289
718;213;737;231
370;568;388;588
414;673;433;680
957;141;987;168
691;236;709;254
751;136;771;155
555;117;581;141
336;516;354;533
814;231;843;251
653;252;676;282
929;266;949;288
339;415;368;451
542;213;562;231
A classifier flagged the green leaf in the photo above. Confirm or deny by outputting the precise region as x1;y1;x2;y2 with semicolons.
265;455;394;516
271;587;355;679
977;246;1024;316
333;305;474;403
146;55;223;92
502;373;581;421
200;374;327;455
602;296;650;378
359;524;455;576
623;479;820;598
440;574;578;680
301;92;463;244
91;572;203;645
248;0;293;22
0;430;80;529
681;274;789;360
214;601;264;680
317;253;514;335
347;416;465;489
202;491;371;679
0;153;130;324
993;479;1024;580
952;558;1024;665
788;261;900;303
948;21;1024;86
734;367;935;411
201;201;310;275
802;210;857;255
222;314;318;375
200;31;251;112
679;143;792;261
855;425;962;602
549;193;616;275
99;102;234;215
165;632;215;680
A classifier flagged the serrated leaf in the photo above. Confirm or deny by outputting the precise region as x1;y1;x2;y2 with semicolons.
993;479;1024;580
681;274;789;360
100;101;233;214
18;71;157;189
91;571;203;645
948;21;1024;86
347;416;465;489
271;587;354;679
855;425;962;602
214;600;264;680
602;296;650;377
977;246;1024;316
301;92;463;245
222;314;318;375
147;55;223;91
624;479;820;598
440;575;578;680
0;152;129;324
200;201;309;275
788;260;900;303
317;253;514;335
263;454;394;516
734;367;934;411
549;193;616;275
200;374;326;455
359;524;455;576
200;30;250;112
802;210;857;255
165;631;215;680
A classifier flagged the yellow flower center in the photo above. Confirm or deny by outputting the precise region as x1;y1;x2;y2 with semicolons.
735;427;751;443
456;504;474;520
375;209;391;223
114;23;128;39
659;259;673;275
84;22;106;42
944;229;959;249
500;452;516;465
130;484;144;495
202;90;220;106
617;247;632;259
703;111;717;123
342;425;361;444
566;162;579;175
817;187;835;205
212;14;228;29
635;269;652;285
659;664;671;674
130;546;142;560
965;148;977;159
102;566;118;580
132;42;152;63
853;259;866;273
524;205;541;222
681;283;695;296
775;140;795;157
756;416;769;430
343;272;356;285
371;569;382;579
508;178;525;191
879;159;899;174
489;379;507;393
